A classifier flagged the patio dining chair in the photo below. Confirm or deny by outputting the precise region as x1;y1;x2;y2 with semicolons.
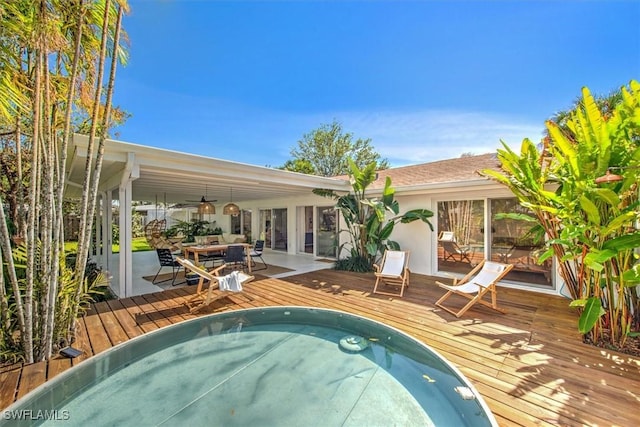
223;244;247;272
435;259;513;317
372;250;410;297
247;239;268;271
152;248;183;286
176;257;254;313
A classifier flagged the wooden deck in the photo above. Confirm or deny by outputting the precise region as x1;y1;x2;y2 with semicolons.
1;270;639;426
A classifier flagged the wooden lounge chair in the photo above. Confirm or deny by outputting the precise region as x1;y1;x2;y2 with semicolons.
435;260;513;317
372;250;410;297
438;231;473;264
176;257;254;313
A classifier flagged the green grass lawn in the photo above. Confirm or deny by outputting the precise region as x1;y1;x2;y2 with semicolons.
64;236;152;254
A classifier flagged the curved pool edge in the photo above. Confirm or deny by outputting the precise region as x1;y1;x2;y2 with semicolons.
2;306;499;426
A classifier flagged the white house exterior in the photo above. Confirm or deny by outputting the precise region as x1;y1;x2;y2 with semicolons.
67;135;562;298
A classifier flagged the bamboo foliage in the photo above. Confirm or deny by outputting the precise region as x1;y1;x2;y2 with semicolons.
445;200;474;245
0;0;129;363
482;81;640;348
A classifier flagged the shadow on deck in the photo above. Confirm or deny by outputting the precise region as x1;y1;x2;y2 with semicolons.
1;269;638;426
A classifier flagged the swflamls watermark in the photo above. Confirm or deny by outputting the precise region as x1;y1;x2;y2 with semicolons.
2;409;70;421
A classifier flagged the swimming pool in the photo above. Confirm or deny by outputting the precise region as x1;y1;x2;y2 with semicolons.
2;307;497;426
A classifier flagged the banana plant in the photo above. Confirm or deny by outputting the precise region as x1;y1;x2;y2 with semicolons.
482;81;640;348
314;159;433;271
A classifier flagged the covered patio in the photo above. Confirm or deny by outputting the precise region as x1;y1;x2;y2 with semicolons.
66;134;350;298
2;269;638;426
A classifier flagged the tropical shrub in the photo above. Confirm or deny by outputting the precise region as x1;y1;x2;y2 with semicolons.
314;159;434;271
482;81;640;350
166;219;212;242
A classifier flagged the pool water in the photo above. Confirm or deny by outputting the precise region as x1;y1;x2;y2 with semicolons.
3;307;497;426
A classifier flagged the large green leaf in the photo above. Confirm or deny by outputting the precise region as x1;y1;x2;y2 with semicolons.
400;209;434;230
381;177;395;207
378;222;395;241
602;212;638;236
584;249;617;271
622;264;640;285
602;232;640;252
577;297;605;334
493;212;538;222
591;188;620;207
579;195;601;225
349;159;377;192
547;121;579;177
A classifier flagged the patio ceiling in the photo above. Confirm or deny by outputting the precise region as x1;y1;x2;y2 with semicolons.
65;134;351;205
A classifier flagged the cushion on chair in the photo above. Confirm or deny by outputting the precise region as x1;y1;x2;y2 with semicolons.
221;233;246;244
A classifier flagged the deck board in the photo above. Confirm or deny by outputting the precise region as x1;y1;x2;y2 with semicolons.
2;269;639;426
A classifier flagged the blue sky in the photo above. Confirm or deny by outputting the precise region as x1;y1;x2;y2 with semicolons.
112;0;640;168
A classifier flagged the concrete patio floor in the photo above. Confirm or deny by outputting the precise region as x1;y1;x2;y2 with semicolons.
110;249;334;297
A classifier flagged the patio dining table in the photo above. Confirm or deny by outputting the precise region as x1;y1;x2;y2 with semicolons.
183;243;253;273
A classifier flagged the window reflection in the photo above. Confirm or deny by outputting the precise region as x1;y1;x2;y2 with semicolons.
437;198;552;288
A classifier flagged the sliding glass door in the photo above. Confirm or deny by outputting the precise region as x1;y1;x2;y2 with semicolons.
437;200;484;273
230;209;252;242
437;197;552;288
317;206;337;258
259;209;271;248
272;208;287;251
490;199;551;286
297;206;314;254
260;208;287;251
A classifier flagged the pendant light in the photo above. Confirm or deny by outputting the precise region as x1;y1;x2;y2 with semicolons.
223;187;240;216
197;185;215;215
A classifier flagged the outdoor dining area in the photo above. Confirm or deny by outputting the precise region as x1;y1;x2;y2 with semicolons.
144;218;271;291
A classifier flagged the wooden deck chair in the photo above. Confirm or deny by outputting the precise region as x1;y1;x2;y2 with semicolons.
372;250;410;297
438;231;473;264
435;260;513;317
176;257;254;313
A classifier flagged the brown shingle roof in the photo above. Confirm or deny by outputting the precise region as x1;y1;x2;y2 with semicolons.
367;153;501;189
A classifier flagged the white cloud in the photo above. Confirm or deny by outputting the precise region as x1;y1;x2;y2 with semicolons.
338;110;545;166
118;89;546;168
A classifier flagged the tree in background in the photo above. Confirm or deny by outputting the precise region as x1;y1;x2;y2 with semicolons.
281;120;390;176
0;0;129;363
278;159;315;175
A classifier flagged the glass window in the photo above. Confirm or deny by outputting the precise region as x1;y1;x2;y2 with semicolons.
272;208;287;251
317;206;337;258
242;210;252;243
490;199;552;287
437;200;484;275
259;209;272;248
230;214;241;234
437;198;553;288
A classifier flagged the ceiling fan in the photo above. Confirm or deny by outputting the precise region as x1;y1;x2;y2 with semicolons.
184;195;218;204
184;186;217;215
184;185;217;204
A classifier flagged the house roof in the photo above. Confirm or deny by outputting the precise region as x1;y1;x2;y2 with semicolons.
366;153;502;190
66;134;504;203
66;134;350;204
